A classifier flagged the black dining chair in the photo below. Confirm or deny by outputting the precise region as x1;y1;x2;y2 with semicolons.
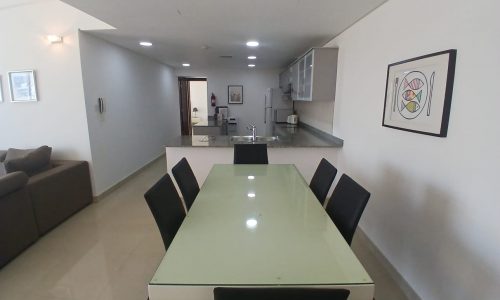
325;174;370;245
213;287;350;300
233;143;268;164
310;158;338;205
172;157;200;211
144;174;186;251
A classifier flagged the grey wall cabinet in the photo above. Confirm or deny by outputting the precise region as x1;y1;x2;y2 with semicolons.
288;48;338;102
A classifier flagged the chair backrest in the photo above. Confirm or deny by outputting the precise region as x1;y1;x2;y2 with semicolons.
172;157;200;211
144;174;186;251
233;143;268;164
213;287;350;300
309;158;338;205
325;174;370;245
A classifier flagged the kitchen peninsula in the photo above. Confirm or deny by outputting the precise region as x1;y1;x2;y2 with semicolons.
165;123;343;188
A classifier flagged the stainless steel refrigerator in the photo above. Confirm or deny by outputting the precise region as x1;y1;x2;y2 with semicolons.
264;88;293;135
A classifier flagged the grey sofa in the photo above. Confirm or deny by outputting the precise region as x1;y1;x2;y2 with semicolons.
0;156;93;268
0;172;39;268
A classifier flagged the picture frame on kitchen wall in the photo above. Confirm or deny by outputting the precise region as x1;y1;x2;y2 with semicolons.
382;49;456;137
228;85;243;104
8;70;38;102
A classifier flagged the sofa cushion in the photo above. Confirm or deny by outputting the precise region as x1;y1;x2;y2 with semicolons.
0;150;6;162
0;171;29;198
4;146;52;177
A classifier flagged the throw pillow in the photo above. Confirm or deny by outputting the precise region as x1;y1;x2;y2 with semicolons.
4;146;52;176
0;150;6;162
0;162;5;177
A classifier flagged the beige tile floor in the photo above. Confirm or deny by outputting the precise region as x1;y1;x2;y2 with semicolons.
0;158;409;300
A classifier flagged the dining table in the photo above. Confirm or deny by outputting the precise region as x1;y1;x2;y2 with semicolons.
148;164;374;300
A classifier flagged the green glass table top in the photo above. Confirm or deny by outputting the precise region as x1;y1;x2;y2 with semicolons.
151;164;372;286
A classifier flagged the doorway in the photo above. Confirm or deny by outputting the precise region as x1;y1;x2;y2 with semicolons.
178;77;207;135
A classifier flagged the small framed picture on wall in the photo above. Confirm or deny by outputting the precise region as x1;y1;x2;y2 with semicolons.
228;85;243;104
0;76;3;102
8;70;38;102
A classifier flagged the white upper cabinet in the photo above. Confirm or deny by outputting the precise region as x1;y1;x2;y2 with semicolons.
290;48;338;102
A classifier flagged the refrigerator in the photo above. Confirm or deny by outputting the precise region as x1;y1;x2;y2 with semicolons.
264;88;293;135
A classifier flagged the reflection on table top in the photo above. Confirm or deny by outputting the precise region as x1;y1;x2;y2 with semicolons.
151;164;372;286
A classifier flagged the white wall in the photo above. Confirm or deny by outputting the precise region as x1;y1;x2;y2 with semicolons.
176;68;280;135
189;81;208;123
79;32;180;196
326;0;500;299
0;1;110;162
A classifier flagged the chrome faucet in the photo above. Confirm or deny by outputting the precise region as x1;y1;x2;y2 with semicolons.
247;124;257;142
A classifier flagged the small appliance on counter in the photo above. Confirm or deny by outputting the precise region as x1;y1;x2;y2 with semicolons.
287;114;299;125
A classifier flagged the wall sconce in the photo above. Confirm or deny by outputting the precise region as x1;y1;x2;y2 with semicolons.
47;35;63;44
192;107;198;117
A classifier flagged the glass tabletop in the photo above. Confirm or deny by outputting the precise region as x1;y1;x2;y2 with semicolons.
151;164;372;286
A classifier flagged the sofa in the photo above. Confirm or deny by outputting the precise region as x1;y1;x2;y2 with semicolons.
0;147;93;268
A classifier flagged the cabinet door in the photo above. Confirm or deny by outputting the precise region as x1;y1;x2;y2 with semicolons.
303;51;314;101
290;64;299;100
298;57;306;100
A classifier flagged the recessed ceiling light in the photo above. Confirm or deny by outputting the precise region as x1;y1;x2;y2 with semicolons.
182;63;190;67
248;175;255;180
248;192;256;198
246;218;258;229
139;41;152;47
248;56;257;60
246;41;259;47
248;64;256;68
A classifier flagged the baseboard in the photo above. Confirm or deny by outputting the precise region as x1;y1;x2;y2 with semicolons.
93;153;164;202
356;228;422;300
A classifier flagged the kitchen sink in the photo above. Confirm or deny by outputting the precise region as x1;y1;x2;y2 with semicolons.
230;135;279;143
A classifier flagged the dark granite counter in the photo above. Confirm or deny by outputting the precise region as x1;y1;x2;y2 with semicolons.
166;123;343;148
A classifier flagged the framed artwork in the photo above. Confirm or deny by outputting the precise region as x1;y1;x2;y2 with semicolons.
382;50;456;137
0;76;3;102
228;85;243;104
8;70;38;102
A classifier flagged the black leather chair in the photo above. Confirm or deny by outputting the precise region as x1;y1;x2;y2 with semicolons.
325;174;370;245
310;158;338;205
172;157;200;211
144;174;186;251
213;287;350;300
233;144;268;164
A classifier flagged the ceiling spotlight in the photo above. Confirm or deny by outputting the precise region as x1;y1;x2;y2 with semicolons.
246;218;258;229
247;192;256;198
182;63;190;67
248;64;256;68
248;56;257;60
248;175;255;180
139;41;152;47
246;41;259;47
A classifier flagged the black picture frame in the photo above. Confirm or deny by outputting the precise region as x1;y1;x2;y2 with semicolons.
228;85;243;104
382;49;457;137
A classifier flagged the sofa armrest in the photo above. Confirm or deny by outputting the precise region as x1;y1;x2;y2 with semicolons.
0;171;29;198
28;160;86;185
27;160;93;235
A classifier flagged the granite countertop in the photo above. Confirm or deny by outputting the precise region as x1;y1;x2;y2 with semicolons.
193;120;227;127
166;123;343;148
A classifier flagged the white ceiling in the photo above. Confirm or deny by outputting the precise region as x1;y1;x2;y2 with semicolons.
61;0;387;69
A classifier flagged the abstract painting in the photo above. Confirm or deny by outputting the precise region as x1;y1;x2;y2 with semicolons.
382;50;456;137
228;85;243;104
